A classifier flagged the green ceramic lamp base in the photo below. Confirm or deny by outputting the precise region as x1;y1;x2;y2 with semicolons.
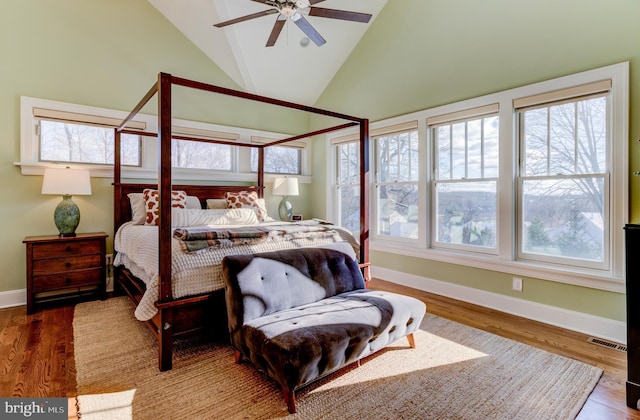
54;195;80;237
278;197;293;221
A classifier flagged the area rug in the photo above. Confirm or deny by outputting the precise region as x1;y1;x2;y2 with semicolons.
73;297;602;419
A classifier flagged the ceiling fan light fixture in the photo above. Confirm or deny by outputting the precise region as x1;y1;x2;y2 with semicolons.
280;4;296;18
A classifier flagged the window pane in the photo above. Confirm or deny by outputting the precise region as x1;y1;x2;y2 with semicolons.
467;119;482;179
451;122;466;179
339;184;361;234
484;116;499;178
437;126;451;180
40;120;140;166
377;183;418;239
577;97;607;174
521;177;604;262
522;108;549;177
435;181;497;248
549;103;576;174
251;147;300;174
338;142;359;184
377;131;419;183
172;140;231;170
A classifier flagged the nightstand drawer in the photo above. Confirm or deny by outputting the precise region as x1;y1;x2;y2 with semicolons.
32;240;102;259
32;254;101;275
32;268;102;292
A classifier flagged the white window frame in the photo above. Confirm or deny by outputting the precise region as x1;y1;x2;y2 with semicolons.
328;62;628;292
18;96;312;183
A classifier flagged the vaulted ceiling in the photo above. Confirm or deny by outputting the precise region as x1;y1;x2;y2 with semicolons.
148;0;388;105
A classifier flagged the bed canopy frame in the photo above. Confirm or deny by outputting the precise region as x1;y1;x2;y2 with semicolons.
113;72;370;370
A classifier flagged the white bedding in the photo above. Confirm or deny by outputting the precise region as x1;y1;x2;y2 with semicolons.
114;220;359;321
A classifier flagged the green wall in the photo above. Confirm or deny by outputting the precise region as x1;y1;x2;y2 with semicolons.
0;0;308;294
312;0;640;322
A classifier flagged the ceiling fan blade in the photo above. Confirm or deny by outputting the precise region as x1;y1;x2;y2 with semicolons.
214;9;277;28
308;0;326;4
292;13;326;46
266;16;286;47
308;7;372;23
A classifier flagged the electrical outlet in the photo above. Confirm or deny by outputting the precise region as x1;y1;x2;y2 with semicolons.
512;277;523;292
105;254;113;266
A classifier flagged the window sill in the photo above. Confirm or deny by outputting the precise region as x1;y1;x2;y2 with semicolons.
370;240;624;293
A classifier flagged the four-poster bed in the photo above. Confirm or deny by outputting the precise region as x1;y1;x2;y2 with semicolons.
113;72;370;371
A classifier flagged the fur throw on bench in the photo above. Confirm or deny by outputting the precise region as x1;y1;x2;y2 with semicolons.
222;247;426;413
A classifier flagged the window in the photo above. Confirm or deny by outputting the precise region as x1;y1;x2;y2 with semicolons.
250;147;301;174
516;82;610;269
250;136;303;174
374;125;419;240
171;127;237;171
335;141;360;233
430;105;499;252
35;108;143;166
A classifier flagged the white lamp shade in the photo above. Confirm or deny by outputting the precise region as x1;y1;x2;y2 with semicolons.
42;168;92;195
272;177;299;196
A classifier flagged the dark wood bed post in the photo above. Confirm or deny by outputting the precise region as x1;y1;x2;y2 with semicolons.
257;146;265;198
158;72;174;371
359;119;370;280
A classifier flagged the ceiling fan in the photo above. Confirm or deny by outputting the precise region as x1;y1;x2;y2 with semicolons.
214;0;372;47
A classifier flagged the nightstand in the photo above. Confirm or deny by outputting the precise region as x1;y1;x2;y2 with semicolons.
23;232;108;314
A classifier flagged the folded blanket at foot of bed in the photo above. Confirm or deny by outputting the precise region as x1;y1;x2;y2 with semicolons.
222;247;427;414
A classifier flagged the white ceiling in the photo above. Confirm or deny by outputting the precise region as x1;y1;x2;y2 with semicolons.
148;0;388;105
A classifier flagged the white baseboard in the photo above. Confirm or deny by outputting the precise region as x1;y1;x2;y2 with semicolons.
372;266;626;345
0;289;26;309
0;279;114;310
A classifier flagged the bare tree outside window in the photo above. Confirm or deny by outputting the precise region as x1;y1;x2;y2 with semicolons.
519;96;607;263
40;120;140;166
172;139;231;170
336;142;360;233
251;146;300;174
376;130;419;239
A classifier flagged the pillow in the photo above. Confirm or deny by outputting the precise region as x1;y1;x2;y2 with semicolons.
128;193;145;225
206;198;228;210
185;196;202;209
171;208;260;227
224;191;270;222
143;188;187;226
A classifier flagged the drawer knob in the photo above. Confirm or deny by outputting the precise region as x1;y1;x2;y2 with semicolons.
65;278;71;284
66;262;72;268
65;246;72;252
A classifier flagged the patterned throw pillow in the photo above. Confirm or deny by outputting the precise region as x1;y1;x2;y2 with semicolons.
225;191;269;222
143;188;187;226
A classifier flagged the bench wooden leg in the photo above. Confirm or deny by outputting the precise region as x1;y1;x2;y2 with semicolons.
283;387;296;414
407;333;416;349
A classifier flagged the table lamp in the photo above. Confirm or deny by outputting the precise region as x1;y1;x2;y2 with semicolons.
273;177;299;221
41;167;92;237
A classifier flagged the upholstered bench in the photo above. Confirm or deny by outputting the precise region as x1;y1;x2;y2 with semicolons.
222;247;426;413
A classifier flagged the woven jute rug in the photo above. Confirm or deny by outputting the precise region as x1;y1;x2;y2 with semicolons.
74;297;602;419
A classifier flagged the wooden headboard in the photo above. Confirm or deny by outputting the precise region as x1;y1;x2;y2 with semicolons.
113;182;263;232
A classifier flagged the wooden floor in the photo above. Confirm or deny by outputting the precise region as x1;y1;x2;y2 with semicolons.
0;279;638;419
